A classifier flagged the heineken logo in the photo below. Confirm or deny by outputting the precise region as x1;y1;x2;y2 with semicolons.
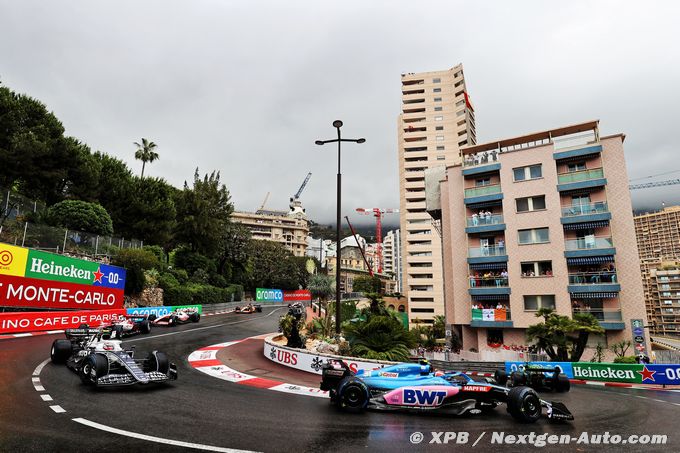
573;365;635;380
30;258;93;280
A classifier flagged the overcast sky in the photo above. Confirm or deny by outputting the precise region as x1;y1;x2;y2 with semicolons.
1;1;679;225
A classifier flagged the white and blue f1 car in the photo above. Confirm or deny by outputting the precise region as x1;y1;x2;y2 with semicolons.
320;360;573;423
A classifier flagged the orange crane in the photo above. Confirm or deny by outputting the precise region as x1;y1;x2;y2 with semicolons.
355;208;399;274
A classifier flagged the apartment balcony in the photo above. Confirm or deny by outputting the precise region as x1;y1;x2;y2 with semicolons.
572;308;624;330
556;168;607;192
470;308;513;328
568;271;620;293
553;143;603;161
467;245;508;265
464;184;503;205
564;236;616;258
462;159;501;177
469;277;511;296
560;201;611;225
465;214;505;234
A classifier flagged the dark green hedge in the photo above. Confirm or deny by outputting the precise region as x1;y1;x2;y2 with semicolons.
163;283;243;306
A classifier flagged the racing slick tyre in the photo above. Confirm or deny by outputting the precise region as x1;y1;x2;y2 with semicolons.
50;339;72;364
146;351;170;374
148;314;157;322
113;325;125;340
337;377;369;413
79;354;108;386
554;373;571;393
189;312;200;323
494;369;508;386
507;386;542;423
168;315;177;327
140;320;151;334
510;371;527;387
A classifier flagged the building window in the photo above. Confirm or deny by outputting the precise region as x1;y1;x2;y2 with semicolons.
433;88;441;93
456;110;465;116
521;261;552;277
524;295;556;311
456;100;465;107
568;162;586;172
516;195;546;212
518;228;549;244
436;155;445;160
436;135;444;141
434;107;443;111
433;78;441;83
436;126;443;131
513;164;543;181
434;116;443;121
475;177;491;187
434;97;442;102
436;146;445;151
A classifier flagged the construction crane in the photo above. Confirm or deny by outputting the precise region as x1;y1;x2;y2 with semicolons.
355;208;399;274
629;179;680;190
257;192;270;212
289;172;312;212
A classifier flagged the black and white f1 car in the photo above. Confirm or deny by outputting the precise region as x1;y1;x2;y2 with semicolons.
320;360;573;423
148;308;200;326
50;327;177;386
106;314;151;338
495;364;571;393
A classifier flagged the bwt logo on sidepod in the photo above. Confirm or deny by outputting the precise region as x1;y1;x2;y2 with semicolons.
403;389;447;406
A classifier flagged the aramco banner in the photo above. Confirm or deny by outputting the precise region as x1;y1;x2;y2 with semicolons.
0;243;126;313
255;288;312;303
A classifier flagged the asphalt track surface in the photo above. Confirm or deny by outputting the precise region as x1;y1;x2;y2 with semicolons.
1;306;679;453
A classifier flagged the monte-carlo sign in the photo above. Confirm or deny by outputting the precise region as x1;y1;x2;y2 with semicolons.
0;243;126;312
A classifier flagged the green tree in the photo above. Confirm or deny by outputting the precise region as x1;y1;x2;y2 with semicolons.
343;315;417;362
112;248;160;295
244;240;301;290
60;138;102;202
92;152;135;234
216;222;251;278
174;169;233;256
48;200;114;236
525;308;604;362
352;275;382;294
125;177;177;245
134;138;159;178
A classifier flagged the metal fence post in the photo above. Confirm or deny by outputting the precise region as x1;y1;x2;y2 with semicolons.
63;229;68;253
21;222;28;247
95;235;99;256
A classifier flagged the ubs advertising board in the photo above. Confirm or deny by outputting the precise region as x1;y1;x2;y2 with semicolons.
0;244;127;333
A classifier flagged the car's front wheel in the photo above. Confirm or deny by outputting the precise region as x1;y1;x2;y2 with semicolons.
338;378;369;413
554;373;571;392
507;386;542;423
146;351;169;374
140;320;151;334
50;339;72;364
79;354;108;385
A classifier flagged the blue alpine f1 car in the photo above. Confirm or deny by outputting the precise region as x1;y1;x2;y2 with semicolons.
320;359;573;423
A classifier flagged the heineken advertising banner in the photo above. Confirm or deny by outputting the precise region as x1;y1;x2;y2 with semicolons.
126;304;203;317
0;244;126;312
504;361;680;386
0;308;125;334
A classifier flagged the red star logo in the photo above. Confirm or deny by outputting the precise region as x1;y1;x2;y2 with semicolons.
93;267;104;283
638;366;656;382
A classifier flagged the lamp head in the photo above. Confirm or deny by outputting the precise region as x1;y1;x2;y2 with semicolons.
357;138;366;144
333;120;343;128
315;140;324;145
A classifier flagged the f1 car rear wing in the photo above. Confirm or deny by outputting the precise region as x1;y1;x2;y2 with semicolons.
65;327;112;338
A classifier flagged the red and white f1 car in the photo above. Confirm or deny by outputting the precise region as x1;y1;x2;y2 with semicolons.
106;314;151;338
148;308;200;326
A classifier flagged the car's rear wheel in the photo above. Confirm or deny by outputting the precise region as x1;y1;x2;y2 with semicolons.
507;386;542;423
146;351;169;374
189;312;200;323
494;369;508;386
148;314;157;322
338;378;369;413
113;325;124;340
80;354;108;385
140;320;151;334
554;373;571;393
168;315;176;326
510;371;526;386
50;339;72;364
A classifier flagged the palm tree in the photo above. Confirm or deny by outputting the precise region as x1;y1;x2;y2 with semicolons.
134;138;159;178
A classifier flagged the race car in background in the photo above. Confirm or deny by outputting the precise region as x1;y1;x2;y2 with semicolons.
148;308;200;326
234;303;262;314
50;327;177;387
494;364;571;393
320;359;573;423
106;314;151;338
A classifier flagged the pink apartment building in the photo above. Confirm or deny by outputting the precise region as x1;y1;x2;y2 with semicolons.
429;120;648;354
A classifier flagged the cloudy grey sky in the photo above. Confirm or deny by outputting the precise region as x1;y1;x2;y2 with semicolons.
1;0;679;224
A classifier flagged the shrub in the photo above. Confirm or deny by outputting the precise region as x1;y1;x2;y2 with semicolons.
169;268;189;285
613;356;638;364
173;248;216;275
158;273;180;291
143;245;167;265
48;200;114;236
191;268;210;283
164;286;193;305
112;248;160;295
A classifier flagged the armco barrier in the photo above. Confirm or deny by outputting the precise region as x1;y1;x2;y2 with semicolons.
264;335;396;375
126;304;203;317
0;308;125;334
505;360;680;386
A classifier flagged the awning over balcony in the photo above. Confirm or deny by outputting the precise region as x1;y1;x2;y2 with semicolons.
566;256;614;265
469;262;507;270
570;292;619;299
471;294;510;301
563;220;609;230
466;200;503;210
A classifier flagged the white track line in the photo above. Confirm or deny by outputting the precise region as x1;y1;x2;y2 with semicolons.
33;358;50;376
40;394;53;401
72;418;259;453
50;405;66;413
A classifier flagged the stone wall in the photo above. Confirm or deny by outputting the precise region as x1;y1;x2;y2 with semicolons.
128;287;164;307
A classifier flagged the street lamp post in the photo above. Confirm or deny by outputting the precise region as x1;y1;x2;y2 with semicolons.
316;120;365;335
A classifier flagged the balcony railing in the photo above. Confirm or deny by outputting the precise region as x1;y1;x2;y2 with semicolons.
471;307;511;321
464;184;501;198
568;271;618;284
557;168;604;184
561;202;608;217
564;236;613;250
466;214;503;227
463;152;500;167
469;276;508;288
572;308;622;322
468;245;507;257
